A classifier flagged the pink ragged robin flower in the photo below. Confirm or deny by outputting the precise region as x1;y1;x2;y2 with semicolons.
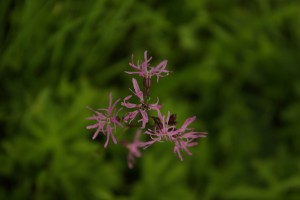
122;78;161;128
143;110;207;160
125;51;170;82
171;116;208;161
142;110;178;149
86;93;123;148
121;129;144;169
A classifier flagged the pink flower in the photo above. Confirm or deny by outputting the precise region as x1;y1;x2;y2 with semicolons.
171;116;208;161
122;78;161;128
121;130;144;169
86;93;123;148
142;110;178;148
142;111;208;160
125;51;170;82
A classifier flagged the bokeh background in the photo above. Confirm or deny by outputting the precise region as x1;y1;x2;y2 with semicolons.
1;0;300;199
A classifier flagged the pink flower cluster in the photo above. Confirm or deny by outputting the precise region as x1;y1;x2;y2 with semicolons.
86;51;207;168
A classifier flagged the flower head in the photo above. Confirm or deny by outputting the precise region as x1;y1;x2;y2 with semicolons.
122;78;161;128
125;51;170;82
142;111;207;160
172;116;208;161
142;110;177;148
121;129;144;169
86;93;123;148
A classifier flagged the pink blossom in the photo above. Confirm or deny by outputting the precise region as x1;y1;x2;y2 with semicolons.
142;111;178;149
142;111;207;160
121;130;144;169
86;93;123;148
125;51;170;82
171;116;208;161
122;78;161;128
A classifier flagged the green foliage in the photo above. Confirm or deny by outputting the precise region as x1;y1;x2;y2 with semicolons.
1;0;300;199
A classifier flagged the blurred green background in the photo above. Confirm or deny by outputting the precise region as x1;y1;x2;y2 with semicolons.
1;0;300;199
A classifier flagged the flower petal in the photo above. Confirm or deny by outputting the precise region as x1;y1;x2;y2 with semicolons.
111;117;123;129
92;127;102;140
183;131;208;139
141;140;157;149
141;51;152;71
86;107;106;119
109;98;120;115
132;78;143;100
180;116;196;132
125;71;141;75
139;110;148;128
104;125;117;148
174;143;183;161
180;141;193;156
153;60;168;72
123;95;132;102
124;110;139;123
122;101;138;109
86;123;99;130
149;98;161;111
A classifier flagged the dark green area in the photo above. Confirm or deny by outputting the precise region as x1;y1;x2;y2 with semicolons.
1;0;300;199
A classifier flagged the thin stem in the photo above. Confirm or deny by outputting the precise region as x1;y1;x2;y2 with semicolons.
143;77;151;99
